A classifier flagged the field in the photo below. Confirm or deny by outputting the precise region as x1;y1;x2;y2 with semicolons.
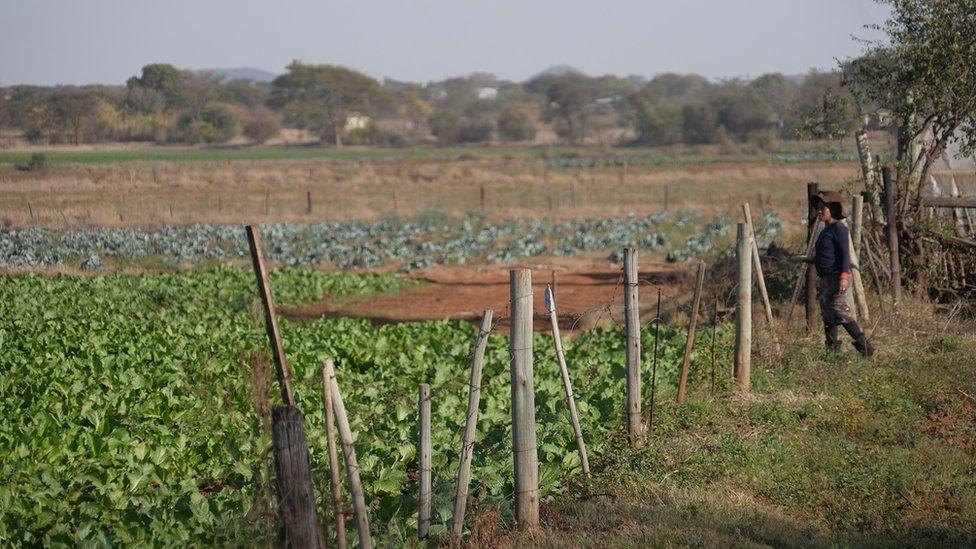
2;145;974;546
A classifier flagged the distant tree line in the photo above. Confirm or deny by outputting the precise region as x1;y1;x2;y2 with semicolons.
0;62;867;148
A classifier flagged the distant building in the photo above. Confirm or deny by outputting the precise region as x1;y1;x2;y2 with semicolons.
477;87;498;100
345;114;370;131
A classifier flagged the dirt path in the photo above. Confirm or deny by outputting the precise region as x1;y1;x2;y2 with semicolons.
281;260;694;332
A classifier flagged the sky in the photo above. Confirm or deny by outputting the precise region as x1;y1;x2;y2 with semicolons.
0;0;892;86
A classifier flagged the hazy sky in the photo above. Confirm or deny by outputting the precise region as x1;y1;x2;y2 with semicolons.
1;0;891;86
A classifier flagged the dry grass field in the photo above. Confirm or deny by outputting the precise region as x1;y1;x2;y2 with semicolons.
0;157;861;231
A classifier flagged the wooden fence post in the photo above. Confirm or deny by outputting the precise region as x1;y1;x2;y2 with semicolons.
324;361;372;549
623;248;642;444
450;309;493;546
321;363;347;549
882;167;903;306
270;407;323;549
784;218;824;329
307;190;313;214
418;384;432;539
544;286;590;477
734;223;752;392
710;299;718;394
509;269;539;529
742;203;775;328
676;262;705;405
806;182;820;332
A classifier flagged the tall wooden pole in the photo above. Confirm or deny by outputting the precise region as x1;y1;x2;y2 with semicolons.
734;223;752;392
509;269;539;529
545;286;591;477
321;363;348;549
324;361;372;549
623;248;642;444
450;310;493;546
676;262;705;405
418;384;432;539
882;167;903;305
806;182;820;332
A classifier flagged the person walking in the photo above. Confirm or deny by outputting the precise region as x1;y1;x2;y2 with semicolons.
811;190;875;357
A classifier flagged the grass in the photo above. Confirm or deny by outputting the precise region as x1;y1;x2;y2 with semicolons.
498;304;976;547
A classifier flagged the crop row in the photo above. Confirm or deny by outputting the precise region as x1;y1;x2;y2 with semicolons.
0;267;730;545
0;211;782;271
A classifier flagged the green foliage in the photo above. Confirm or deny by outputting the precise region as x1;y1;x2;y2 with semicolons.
270;61;392;146
18;153;49;171
497;101;540;142
0;267;712;544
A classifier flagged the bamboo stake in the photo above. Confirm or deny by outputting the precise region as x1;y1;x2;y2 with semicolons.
544;286;590;477
742;203;775;328
418;384;432;539
648;288;661;431
848;196;870;322
324;360;372;549
321;363;347;549
676;262;705;405
710;299;718;394
450;309;493;547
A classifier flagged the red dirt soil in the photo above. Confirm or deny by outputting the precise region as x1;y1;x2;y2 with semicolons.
281;260;695;333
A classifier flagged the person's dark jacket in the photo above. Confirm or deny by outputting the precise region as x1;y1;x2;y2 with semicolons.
814;222;851;278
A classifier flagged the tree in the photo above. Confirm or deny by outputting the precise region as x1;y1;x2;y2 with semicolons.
532;74;592;143
628;90;682;146
497;101;539;142
843;0;976;197
127;64;189;109
244;116;280;144
681;102;721;144
270;61;391;147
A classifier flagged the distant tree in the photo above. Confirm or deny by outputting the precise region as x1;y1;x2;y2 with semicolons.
628;90;682;146
218;79;271;109
177;103;240;143
127;64;189;109
681;102;721;144
708;82;775;141
270;61;391;147
428;103;495;145
243;116;280;144
643;73;710;100
536;75;592;143
497;101;539;142
401;90;434;134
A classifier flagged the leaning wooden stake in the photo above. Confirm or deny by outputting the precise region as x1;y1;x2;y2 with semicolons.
418;384;432;539
321;363;347;549
623;248;642;444
545;285;591;477
509;269;539;529
734;223;752;392
324;361;373;549
676;262;706;405
450;309;493;547
246;225;321;548
784;218;824;329
648;288;662;431
742;203;775;328
710;300;718;394
245;225;296;406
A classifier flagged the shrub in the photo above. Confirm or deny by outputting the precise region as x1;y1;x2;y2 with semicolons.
243;117;280;144
19;153;49;171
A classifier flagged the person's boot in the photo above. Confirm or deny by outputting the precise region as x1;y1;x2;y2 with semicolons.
843;322;875;358
824;324;841;352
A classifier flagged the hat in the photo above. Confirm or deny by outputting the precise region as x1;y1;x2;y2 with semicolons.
812;190;847;219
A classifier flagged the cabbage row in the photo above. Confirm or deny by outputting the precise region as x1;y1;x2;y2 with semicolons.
0;212;781;271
